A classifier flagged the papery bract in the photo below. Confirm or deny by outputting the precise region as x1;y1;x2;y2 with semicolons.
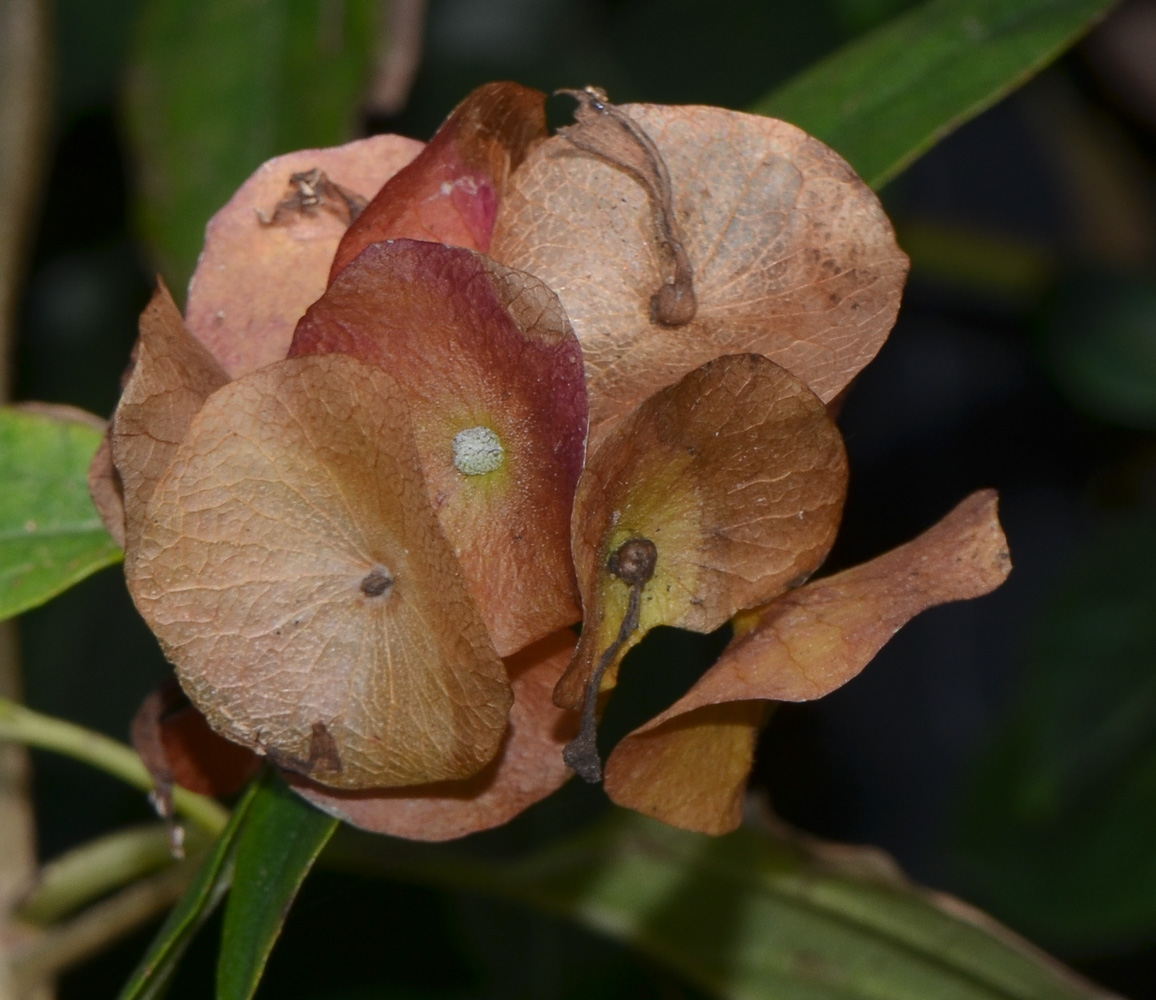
602;490;1011;834
91;81;1012;845
185;134;423;378
291;239;587;656
132;678;261;801
491;102;909;449
331;82;547;274
559;352;848;711
126;354;511;789
111;280;229;552
288;629;578;841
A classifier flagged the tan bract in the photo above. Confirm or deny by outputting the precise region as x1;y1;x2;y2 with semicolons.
291;241;588;657
111;281;229;552
290;629;578;840
491;103;909;449
603;490;1012;834
126;354;512;790
559;353;848;710
185;134;422;378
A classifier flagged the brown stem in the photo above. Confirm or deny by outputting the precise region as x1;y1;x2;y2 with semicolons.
562;538;657;783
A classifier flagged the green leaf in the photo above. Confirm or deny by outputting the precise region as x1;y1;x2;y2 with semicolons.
755;0;1117;189
956;515;1156;952
124;0;381;291
120;778;260;1000
0;407;121;621
218;773;338;1000
334;810;1114;1000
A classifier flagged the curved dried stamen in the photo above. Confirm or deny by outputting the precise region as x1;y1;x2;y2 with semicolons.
556;87;696;327
563;537;657;782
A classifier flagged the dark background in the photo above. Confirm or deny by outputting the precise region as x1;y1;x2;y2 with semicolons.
13;0;1156;996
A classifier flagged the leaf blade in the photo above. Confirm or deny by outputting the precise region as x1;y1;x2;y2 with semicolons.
217;774;337;1000
0;408;122;621
118;778;259;1000
755;0;1117;189
501;814;1117;1000
124;0;381;290
334;810;1117;1000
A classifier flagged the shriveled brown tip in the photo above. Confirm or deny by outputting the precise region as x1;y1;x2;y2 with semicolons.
562;730;603;783
608;537;657;586
255;167;367;228
308;722;343;775
185;134;422;379
650;279;696;327
554;86;697;330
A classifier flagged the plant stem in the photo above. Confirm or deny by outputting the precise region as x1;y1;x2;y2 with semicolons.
18;824;208;926
0;698;229;835
9;863;194;992
0;0;53;994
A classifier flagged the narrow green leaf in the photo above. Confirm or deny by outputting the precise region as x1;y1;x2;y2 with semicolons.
124;0;381;291
334;810;1116;1000
119;778;259;1000
218;773;338;1000
755;0;1117;189
0;407;121;621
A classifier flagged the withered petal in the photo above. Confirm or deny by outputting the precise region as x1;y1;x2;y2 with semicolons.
330;82;548;277
186;134;423;378
131;678;261;801
602;489;1011;835
111;279;230;553
491;103;908;450
559;353;847;710
288;629;577;841
88;431;125;549
292;240;587;656
126;354;511;790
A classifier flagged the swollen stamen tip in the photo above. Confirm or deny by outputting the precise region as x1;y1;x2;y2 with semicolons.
563;735;603;783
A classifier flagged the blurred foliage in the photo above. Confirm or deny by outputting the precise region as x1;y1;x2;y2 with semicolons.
957;513;1156;953
139;772;1121;1000
216;774;336;1000
1040;272;1156;429
119;779;258;1000
758;0;1118;188
337;807;1118;1000
124;0;381;292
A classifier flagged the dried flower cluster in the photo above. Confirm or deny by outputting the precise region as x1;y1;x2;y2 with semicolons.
91;83;1010;840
